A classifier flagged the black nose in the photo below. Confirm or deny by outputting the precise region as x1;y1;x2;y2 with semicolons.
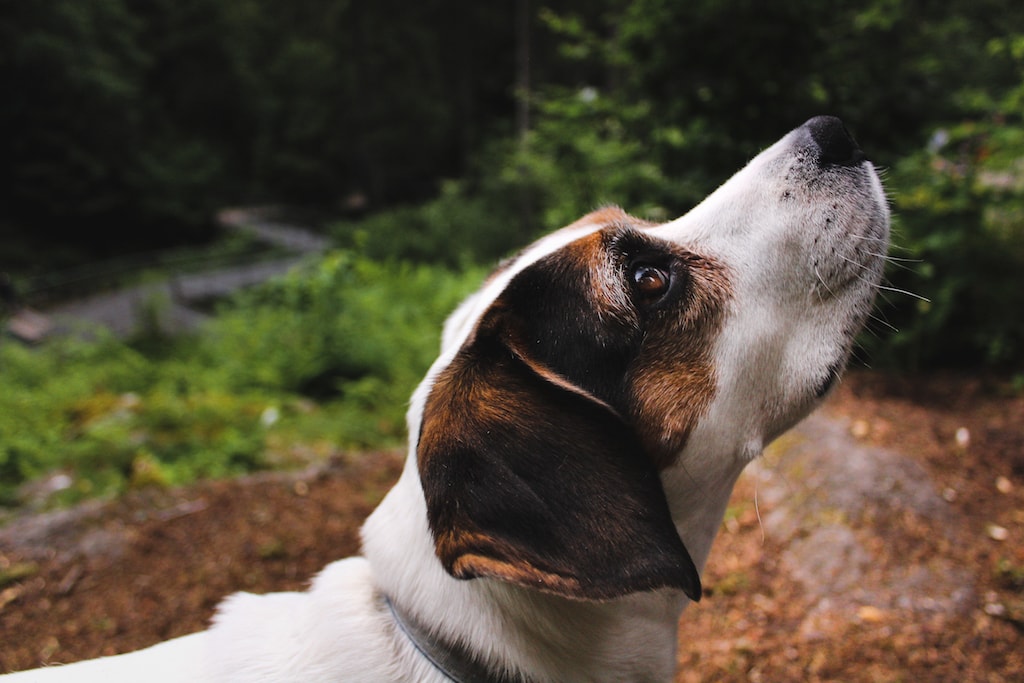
805;116;866;166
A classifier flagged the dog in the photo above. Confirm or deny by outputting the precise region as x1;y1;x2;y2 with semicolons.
2;116;890;682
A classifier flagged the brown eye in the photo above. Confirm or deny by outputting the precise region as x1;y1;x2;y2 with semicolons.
632;264;670;300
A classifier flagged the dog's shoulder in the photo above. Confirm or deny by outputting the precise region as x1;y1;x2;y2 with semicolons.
207;557;407;682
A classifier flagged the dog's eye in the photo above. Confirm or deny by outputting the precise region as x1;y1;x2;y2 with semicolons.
632;264;671;301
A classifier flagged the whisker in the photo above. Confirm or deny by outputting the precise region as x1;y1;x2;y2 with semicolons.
874;289;898;308
881;260;921;274
813;265;836;301
856;273;928;307
839;254;898;276
840;252;920;277
848;270;892;292
870;253;922;263
838;253;872;271
849;233;889;242
887;243;918;256
852;234;916;255
754;479;765;545
864;251;925;273
849;344;875;370
827;254;926;305
858;312;890;340
874;283;930;302
866;311;899;333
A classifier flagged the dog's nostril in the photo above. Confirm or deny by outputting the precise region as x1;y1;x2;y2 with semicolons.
805;115;866;167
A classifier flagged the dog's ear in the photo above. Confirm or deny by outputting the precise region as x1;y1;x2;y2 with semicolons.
417;310;702;602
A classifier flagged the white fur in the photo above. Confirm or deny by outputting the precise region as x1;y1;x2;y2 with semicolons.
2;121;889;682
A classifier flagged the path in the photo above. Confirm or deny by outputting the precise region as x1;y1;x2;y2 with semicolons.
44;256;310;338
20;209;331;340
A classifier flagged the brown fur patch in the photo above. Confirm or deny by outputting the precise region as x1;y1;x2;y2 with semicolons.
562;206;657;232
450;554;583;594
626;253;731;467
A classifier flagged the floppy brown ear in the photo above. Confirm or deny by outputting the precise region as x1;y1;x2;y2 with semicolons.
417;330;702;602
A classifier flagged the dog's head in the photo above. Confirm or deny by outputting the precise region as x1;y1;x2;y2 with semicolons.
411;117;890;603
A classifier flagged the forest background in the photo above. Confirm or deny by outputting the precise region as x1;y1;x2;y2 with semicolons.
2;0;1024;503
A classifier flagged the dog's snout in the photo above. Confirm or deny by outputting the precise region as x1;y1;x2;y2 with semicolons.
804;115;866;167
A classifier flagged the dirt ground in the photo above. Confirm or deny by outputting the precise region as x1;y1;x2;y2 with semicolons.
1;371;1022;681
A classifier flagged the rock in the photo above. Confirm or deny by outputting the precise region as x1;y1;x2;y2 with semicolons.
749;412;977;627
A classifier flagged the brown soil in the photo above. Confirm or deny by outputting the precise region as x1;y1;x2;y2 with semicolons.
677;372;1024;682
2;371;1022;681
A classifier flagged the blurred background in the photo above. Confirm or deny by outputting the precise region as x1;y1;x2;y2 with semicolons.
1;0;1023;502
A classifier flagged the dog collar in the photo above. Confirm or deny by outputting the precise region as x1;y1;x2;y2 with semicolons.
382;592;532;683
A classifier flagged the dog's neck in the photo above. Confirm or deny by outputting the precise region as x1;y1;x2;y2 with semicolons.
360;435;747;683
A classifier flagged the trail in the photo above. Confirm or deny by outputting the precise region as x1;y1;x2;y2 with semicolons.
18;209;330;340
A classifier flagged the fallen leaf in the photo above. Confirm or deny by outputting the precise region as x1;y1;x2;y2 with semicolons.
858;605;887;623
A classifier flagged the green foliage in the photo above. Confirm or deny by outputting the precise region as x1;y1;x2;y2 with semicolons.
327;1;1024;370
331;87;701;266
0;253;481;505
332;181;522;268
610;0;1024;168
0;0;518;250
5;0;1024;379
205;252;483;426
866;35;1024;369
504;88;693;229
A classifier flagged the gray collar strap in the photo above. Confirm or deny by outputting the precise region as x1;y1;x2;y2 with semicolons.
382;593;533;683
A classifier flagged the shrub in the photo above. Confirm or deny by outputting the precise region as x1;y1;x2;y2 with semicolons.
332;86;699;268
868;111;1024;370
0;252;482;505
